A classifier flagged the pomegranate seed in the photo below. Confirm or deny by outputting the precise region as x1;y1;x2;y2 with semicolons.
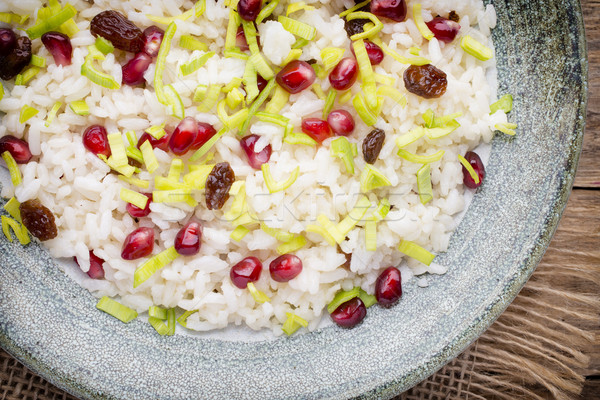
462;151;485;189
0;29;17;56
169;117;199;156
375;266;402;307
240;134;272;169
351;40;384;65
301;118;332;143
276;60;316;94
237;0;262;21
126;193;152;218
329;57;358;91
137;130;170;152
426;17;461;43
370;0;407;22
174;221;203;256
142;25;164;57
190;122;217;150
257;73;268;93
121;227;154;260
230;256;262;289
82;125;111;157
74;251;106;279
0;135;32;164
330;297;367;328
269;254;302;282
236;26;249;51
122;52;152;86
41;31;72;66
327;110;355;136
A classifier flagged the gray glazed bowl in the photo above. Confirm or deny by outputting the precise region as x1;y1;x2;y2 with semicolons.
0;0;587;399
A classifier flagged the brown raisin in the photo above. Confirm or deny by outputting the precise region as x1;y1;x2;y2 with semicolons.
205;162;235;210
362;128;385;164
19;199;58;241
344;18;370;38
448;11;460;23
0;36;32;80
90;10;144;53
403;64;447;99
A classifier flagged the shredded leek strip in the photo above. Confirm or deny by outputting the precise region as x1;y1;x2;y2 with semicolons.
140;140;159;173
339;0;370;18
225;10;241;50
265;86;289;114
242;20;260;55
226;88;244;109
2;152;22;187
1;216;30;245
19;105;38;124
256;0;280;25
247;282;270;304
276;235;306;254
306;224;337;246
352;93;377;126
353;39;377;109
146;0;205;24
316;214;345;244
311;83;326;100
327;287;361;314
282;48;303;65
94;36;114;55
358;288;377;307
224;48;249;60
495;122;518;136
243;60;259;104
278;15;317;41
230;225;250;241
336;196;371;237
284;131;317;146
490;94;513;114
460;35;493;61
59;18;79;37
154;22;177;105
164;85;185;119
376;85;407;108
416;164;433;205
292;37;310;49
107;133;127;167
190;128;227;161
118;175;150;189
360;164;391;193
413;3;434;40
398;240;435;265
323;90;337;119
146;124;166;140
149;306;167;319
167;159;184;182
397;149;444;164
282;312;309;336
365;220;377;251
458;154;480;184
286;1;314;16
120;188;149;210
69;100;89;116
424;110;462;128
222;78;243;93
425;121;460;139
96;296;138;323
81;58;120;89
240;78;276;135
26;4;76;39
180;51;215;76
374;73;396;86
101;155;136;177
369;198;390;222
320;47;345;71
372;38;431;66
148;316;170;335
248;52;274;80
134;247;180;288
0;83;3;101
155;177;190;191
261;164;300;193
232;212;259;228
330;136;355;174
20;66;40;84
255;112;289;128
395;127;426;148
194;85;208;102
338;90;352;104
197;84;222;112
346;11;383;41
260;223;295;242
4;197;21;222
166;308;176;335
179;34;209;51
409;46;421;55
177;310;198;328
0;12;29;25
183;165;213;188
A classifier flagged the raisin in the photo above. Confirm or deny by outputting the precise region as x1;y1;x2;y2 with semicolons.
403;64;447;99
90;10;144;53
205;162;235;210
0;36;32;80
20;199;58;241
362;128;385;164
344;18;370;38
448;11;460;23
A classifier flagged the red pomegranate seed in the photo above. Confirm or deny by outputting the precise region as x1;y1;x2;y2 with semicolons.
375;266;402;307
269;254;302;282
230;256;262;289
169;117;199;156
329;57;358;91
237;0;262;21
137;130;170;152
327;110;355;136
41;31;72;66
0;29;17;56
190;122;217;151
239;134;272;169
462;151;485;189
174;221;203;256
302;118;332;143
330;297;367;328
351;40;384;65
126;193;152;218
74;251;106;279
426;17;461;43
257;73;268;92
370;0;407;22
142;25;164;57
236;26;249;51
82;125;111;157
0;135;32;164
276;60;316;94
122;52;152;86
121;227;154;260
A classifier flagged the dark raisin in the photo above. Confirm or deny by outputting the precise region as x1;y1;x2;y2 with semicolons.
0;36;32;80
205;162;235;210
403;64;447;99
448;11;460;23
19;199;58;241
362;128;385;164
344;18;369;38
90;10;144;53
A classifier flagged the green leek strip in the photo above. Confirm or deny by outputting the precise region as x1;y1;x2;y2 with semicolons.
20;66;40;84
330;136;355;174
286;1;314;16
396;127;426;148
124;146;143;164
425;120;460;139
276;234;306;254
0;82;3;101
311;83;326;100
416;164;433;205
397;149;444;164
26;4;76;39
398;240;435;265
292;37;310;49
146;0;205;24
247;282;270;304
282;48;303;65
125;130;137;147
316;214;345;244
369;198;390;222
327;287;361;314
149;305;167;319
226;88;245;109
164;85;185;119
339;0;370;18
154;22;177;105
281;312;309;336
358;288;377;307
490;94;513;114
179;34;209;52
1;216;30;245
278;15;317;41
4;197;21;222
352;93;377;126
19;105;39;124
240;78;277;135
373;38;431;66
0;12;29;25
230;225;250;241
133;247;180;288
376;85;407;108
224;48;249;60
180;51;215;76
166;308;176;335
232;212;259;228
353;39;377;109
148;316;170;335
197;84;222;112
320;47;345;71
222;77;243;93
255;111;289;128
424;110;462;128
140;140;159;173
194;85;208;102
306;224;336;246
100;155;136;177
146;124;166;140
87;44;106;61
346;12;383;41
2;152;22;187
81;58;120;89
118;175;150;189
413;3;434;40
243;60;259;104
336;196;371;237
95;36;114;54
460;35;493;61
260;223;295;242
374;73;396;86
96;296;138;323
360;164;391;193
190;127;227;161
107;133;128;167
256;0;280;25
155;176;190;191
177;310;198;328
225;10;240;50
323;90;337;119
248;52;274;80
120;188;149;209
261;164;300;193
69;100;89;116
284;131;317;146
167;159;184;182
227;108;250;132
265;86;290;114
365;220;377;251
59;18;79;37
409;46;421;55
495;122;518;136
458;154;480;184
338;90;352;104
14;74;23;86
242;20;260;55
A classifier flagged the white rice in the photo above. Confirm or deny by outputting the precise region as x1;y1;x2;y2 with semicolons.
0;0;508;335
